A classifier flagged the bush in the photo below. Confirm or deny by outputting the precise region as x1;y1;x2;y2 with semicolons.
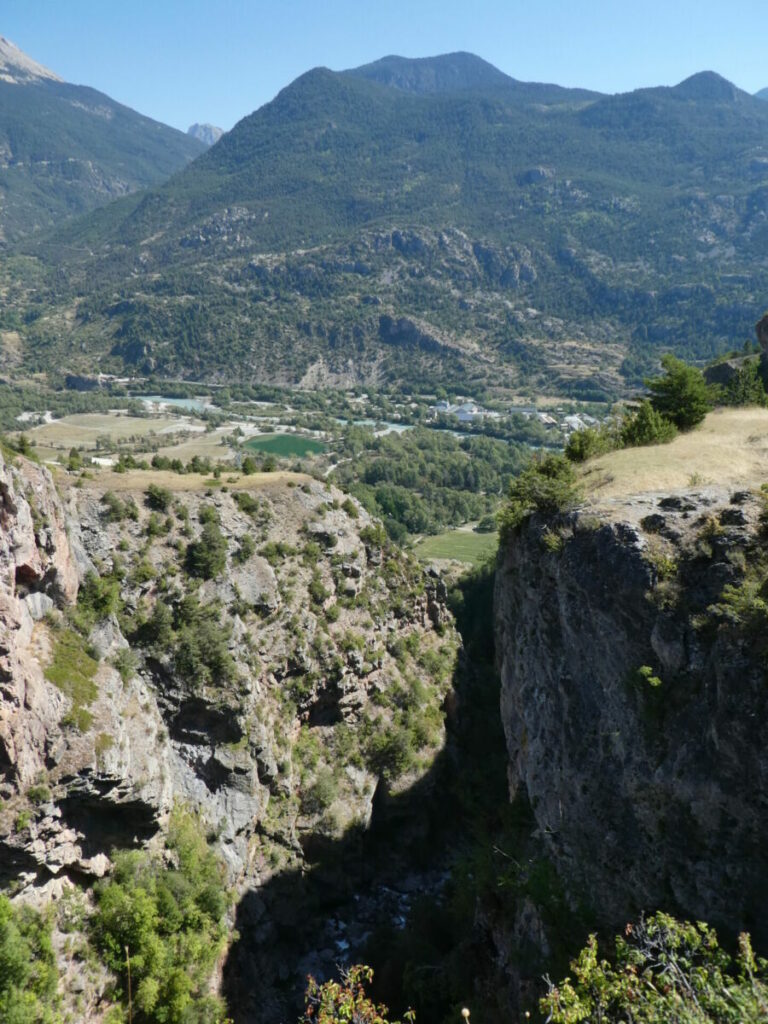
565;425;616;463
498;454;580;536
646;354;713;430
0;896;58;1023
620;399;678;447
92;808;231;1024
301;768;338;815
145;483;173;512
541;913;768;1024
302;965;412;1024
233;534;256;564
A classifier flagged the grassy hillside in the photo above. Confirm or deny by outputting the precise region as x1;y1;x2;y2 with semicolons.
582;406;768;500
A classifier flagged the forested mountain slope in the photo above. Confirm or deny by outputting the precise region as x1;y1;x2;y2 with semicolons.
10;55;768;393
0;36;204;242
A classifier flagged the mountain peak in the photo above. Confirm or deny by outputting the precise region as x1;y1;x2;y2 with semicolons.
345;52;515;95
0;35;61;85
755;87;768;102
187;123;224;146
671;71;741;101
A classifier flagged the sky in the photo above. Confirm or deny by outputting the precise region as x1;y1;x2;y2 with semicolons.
3;0;767;133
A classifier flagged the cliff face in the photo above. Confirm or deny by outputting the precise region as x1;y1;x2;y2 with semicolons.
0;450;457;1016
495;487;768;942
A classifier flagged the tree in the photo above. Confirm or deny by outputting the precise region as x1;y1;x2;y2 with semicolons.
498;454;580;536
185;522;228;579
646;354;712;430
620;400;677;447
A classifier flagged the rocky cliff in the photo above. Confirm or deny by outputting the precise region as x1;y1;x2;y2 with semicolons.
495;485;768;944
0;449;457;1018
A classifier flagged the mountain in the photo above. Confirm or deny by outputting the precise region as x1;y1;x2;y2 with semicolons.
0;36;204;242
187;122;224;146
756;87;768;101
345;50;600;103
0;34;60;84
12;56;768;394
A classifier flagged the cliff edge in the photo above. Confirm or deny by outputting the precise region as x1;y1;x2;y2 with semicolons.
496;416;768;943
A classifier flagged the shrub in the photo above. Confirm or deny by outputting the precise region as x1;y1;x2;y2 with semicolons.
233;534;256;564
309;570;329;606
44;628;99;732
646;354;713;430
541;913;768;1024
565;425;616;463
301;768;338;815
92;808;231;1024
76;571;121;627
302;965;412;1024
620;399;678;447
173;595;237;689
0;896;58;1022
498;454;580;536
145;484;172;512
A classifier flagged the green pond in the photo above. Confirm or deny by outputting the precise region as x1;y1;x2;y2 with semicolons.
245;434;326;457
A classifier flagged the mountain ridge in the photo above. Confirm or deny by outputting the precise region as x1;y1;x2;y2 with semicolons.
10;53;768;393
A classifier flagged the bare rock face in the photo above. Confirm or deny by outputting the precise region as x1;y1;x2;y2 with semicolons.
495;488;768;943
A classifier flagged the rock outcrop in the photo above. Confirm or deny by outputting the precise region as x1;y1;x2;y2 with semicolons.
0;451;458;1016
496;487;768;943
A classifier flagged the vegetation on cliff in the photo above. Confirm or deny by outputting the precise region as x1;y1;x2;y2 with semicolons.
542;913;768;1024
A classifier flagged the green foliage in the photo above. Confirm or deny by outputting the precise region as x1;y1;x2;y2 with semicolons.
498;454;580;536
308;570;329;606
111;647;140;684
541;913;768;1024
172;595;238;690
620;400;678;447
635;664;663;688
334;428;527;540
44;627;98;733
301;768;339;815
92;808;231;1024
565;425;617;463
27;784;51;805
0;895;59;1023
102;491;138;523
302;965;412;1024
185;522;228;580
233;534;255;564
145;484;173;512
646;355;713;430
75;570;122;629
722;360;768;408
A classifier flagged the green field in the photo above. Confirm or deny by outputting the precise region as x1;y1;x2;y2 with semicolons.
245;433;326;457
413;528;498;566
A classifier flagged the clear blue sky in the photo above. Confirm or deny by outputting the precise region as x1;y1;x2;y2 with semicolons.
3;0;767;132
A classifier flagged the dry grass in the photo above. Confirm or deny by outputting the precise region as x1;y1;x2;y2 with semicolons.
153;427;235;463
74;468;312;494
582;407;768;502
27;412;184;450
